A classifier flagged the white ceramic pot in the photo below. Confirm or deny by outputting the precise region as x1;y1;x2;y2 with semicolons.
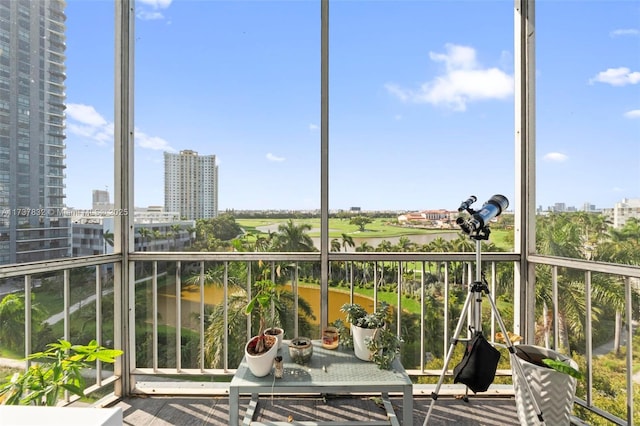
245;335;278;377
512;345;578;426
351;325;377;361
264;327;284;350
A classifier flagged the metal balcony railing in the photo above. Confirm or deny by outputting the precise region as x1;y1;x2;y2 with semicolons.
0;251;635;424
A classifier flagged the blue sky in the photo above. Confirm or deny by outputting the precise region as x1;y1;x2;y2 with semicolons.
62;0;639;212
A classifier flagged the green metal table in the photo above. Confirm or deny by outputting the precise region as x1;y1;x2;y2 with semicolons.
229;340;413;425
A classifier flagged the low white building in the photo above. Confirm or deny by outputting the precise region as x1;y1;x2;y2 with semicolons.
71;207;195;256
602;198;640;229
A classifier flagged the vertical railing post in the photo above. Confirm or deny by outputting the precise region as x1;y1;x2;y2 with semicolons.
114;0;135;397
514;0;536;343
24;275;31;369
624;276;634;425
585;271;593;405
319;0;329;330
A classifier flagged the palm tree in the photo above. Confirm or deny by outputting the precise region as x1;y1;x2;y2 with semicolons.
427;237;451;281
376;240;393;252
450;234;475;285
355;241;373;252
534;213;630;353
593;217;640;354
102;229;114;254
395;236;415;252
341;233;355;283
203;284;316;369
170;224;182;250
152;229;163;250
138;227;152;251
185;226;196;246
270;220;315;252
254;231;273;252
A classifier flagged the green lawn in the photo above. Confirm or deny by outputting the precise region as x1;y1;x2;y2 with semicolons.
237;217;511;250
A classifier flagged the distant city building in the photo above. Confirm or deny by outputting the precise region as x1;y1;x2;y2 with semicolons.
0;1;71;264
552;203;566;212
603;198;640;229
92;189;113;211
164;150;218;220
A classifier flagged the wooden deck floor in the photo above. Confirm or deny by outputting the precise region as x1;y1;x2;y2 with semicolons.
115;395;520;425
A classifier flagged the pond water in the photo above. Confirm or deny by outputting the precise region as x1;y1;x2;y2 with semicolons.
156;283;374;330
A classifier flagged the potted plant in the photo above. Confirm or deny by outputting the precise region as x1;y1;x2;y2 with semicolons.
511;344;582;426
244;279;281;377
340;301;402;369
0;339;123;406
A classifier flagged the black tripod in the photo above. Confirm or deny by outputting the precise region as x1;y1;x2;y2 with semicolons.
423;229;544;425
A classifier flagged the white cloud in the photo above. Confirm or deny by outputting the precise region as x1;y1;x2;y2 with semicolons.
136;0;172;21
66;104;108;127
137;0;172;9
544;152;568;162
610;28;640;37
266;153;285;162
134;129;175;152
137;11;165;20
66;102;174;151
385;44;514;111
308;123;319;131
623;109;640;119
589;67;640;86
66;104;113;146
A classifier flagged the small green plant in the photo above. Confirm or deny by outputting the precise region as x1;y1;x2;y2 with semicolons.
340;302;387;329
340;301;403;370
0;339;123;406
245;279;281;354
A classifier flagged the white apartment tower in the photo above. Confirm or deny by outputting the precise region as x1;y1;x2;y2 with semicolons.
164;150;218;220
0;0;70;264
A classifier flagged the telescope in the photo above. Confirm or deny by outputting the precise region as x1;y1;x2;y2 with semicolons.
456;194;509;235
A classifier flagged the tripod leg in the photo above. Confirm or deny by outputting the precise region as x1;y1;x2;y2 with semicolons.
484;291;545;423
423;289;475;426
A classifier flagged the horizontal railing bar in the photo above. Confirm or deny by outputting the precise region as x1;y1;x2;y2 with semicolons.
129;251;519;263
132;368;235;376
529;254;640;277
0;254;120;278
574;397;627;426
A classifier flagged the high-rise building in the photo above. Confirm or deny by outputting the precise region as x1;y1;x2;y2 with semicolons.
0;0;70;264
92;189;113;211
164;150;218;220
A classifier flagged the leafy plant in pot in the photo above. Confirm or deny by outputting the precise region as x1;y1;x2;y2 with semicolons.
340;301;402;369
244;279;281;377
512;344;582;426
0;339;123;406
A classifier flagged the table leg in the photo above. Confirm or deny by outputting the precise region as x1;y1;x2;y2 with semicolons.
403;384;413;425
229;386;239;426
